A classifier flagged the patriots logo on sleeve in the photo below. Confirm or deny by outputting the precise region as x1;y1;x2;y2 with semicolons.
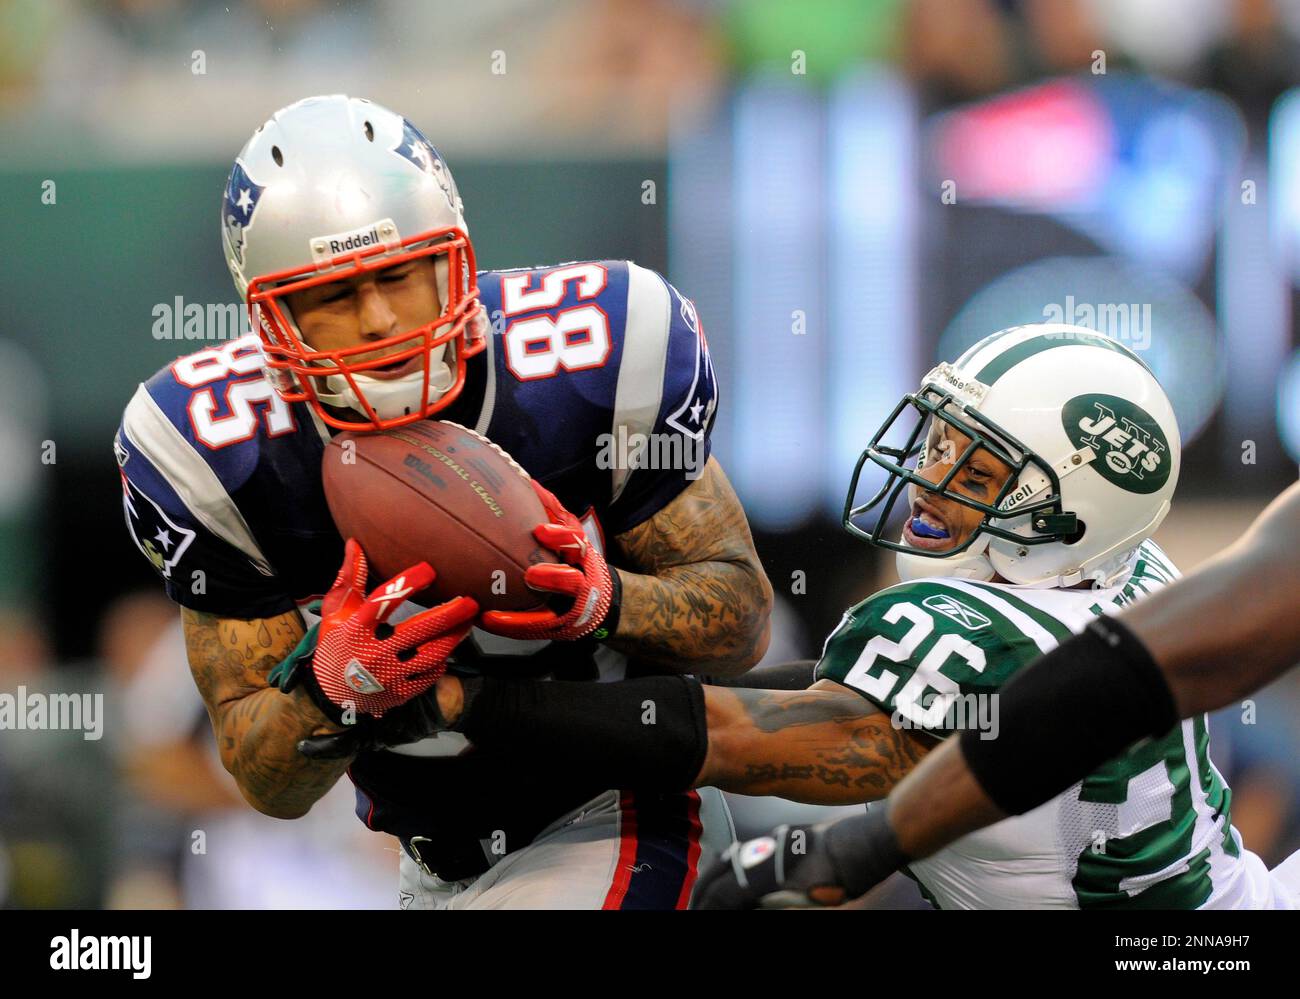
664;285;717;440
222;159;265;268
121;473;196;580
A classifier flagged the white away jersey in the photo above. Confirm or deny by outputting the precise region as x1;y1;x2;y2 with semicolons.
816;542;1297;909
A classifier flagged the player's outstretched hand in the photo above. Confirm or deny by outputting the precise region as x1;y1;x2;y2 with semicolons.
478;480;616;642
692;811;904;909
272;538;478;721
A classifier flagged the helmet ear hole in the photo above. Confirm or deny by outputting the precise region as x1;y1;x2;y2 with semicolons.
1064;520;1087;545
364;120;374;142
271;145;284;166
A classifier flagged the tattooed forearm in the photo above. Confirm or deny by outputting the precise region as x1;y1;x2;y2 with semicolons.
182;607;352;819
612;457;773;676
697;684;934;805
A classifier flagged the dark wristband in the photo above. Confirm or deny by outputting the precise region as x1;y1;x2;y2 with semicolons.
825;807;911;898
454;673;707;790
294;667;350;727
959;615;1177;816
591;567;622;642
266;620;350;727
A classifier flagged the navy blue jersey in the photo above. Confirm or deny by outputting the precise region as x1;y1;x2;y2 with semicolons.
116;260;719;872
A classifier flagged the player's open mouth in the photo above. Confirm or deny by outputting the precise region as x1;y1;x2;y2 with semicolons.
362;354;424;380
903;500;954;550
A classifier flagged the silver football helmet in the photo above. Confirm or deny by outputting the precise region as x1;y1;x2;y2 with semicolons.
221;94;487;431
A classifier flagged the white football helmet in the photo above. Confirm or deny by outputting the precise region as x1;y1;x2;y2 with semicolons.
221;94;488;431
844;324;1181;588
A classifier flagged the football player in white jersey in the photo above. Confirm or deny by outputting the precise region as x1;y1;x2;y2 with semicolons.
427;323;1300;908
686;323;1300;908
770;478;1300;901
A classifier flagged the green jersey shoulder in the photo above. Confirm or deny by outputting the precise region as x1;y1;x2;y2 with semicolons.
814;578;1027;736
814;543;1255;910
814;541;1181;737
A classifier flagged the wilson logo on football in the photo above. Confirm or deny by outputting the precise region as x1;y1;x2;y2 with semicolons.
921;594;991;631
1062;393;1171;495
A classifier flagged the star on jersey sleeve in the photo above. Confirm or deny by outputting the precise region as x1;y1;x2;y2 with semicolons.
116;388;295;619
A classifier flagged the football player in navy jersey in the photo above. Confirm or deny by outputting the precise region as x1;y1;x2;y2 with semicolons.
115;95;773;909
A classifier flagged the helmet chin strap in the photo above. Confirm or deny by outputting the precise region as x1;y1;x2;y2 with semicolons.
315;351;455;420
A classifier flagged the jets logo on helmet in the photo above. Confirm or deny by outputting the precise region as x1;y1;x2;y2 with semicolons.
844;323;1181;588
1063;394;1170;493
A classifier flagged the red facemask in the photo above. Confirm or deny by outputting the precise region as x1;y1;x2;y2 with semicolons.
246;224;485;432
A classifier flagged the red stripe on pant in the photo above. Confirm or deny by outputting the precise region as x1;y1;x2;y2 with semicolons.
675;792;703;908
603;791;703;910
602;792;640;910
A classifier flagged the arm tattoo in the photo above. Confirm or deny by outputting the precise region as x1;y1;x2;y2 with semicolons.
612;457;774;675
182;607;352;818
702;686;934;805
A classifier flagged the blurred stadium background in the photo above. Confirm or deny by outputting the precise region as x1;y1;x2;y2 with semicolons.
2;0;1300;909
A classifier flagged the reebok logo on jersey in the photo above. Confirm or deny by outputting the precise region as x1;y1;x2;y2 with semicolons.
1062;394;1170;495
345;659;385;694
922;593;991;631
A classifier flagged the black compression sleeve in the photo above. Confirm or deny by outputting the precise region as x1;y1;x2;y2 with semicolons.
700;659;818;690
454;675;708;791
958;615;1178;816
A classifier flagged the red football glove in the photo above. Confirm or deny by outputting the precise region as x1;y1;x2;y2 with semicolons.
306;538;478;718
478;480;616;642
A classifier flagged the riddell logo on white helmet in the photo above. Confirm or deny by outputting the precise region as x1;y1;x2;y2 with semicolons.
928;362;989;406
1062;394;1170;494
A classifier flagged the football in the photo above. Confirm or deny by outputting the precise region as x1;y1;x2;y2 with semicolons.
321;420;558;611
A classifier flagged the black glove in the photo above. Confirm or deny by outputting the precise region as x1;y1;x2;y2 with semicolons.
297;685;456;760
691;809;909;909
